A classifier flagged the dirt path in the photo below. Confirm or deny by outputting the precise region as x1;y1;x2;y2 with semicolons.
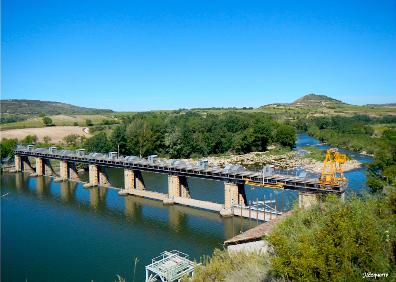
0;126;90;143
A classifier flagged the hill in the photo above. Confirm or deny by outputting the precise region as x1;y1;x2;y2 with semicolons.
365;103;396;108
1;99;113;115
260;94;348;109
291;94;347;108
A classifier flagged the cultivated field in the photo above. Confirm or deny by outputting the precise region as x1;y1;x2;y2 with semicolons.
0;126;90;143
0;114;115;130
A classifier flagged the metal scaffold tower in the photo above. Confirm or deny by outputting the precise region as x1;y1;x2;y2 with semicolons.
145;250;196;282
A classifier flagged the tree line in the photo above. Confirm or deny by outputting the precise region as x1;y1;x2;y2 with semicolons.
84;111;296;158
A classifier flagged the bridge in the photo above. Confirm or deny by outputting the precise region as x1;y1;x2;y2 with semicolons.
14;145;346;218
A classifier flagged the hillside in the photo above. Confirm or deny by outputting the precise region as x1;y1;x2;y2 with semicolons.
1;99;113;115
365;103;396;108
291;94;347;108
260;94;347;109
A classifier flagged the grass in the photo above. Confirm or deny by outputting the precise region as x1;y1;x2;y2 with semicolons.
301;146;327;161
191;249;274;282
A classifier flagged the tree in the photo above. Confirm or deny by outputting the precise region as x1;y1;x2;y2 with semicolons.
275;124;296;148
367;175;384;193
110;125;127;155
126;119;154;157
0;138;18;159
63;134;80;146
43;136;52;144
42;116;53;126
85;119;93;126
22;134;37;145
83;132;110;153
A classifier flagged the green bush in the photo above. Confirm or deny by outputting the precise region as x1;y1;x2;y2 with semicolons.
267;194;396;281
42;116;53;126
0;138;18;159
85;119;93;126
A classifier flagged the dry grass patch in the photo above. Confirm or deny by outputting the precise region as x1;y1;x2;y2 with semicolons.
0;126;90;143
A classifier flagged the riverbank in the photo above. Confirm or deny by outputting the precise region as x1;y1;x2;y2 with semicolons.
183;150;361;174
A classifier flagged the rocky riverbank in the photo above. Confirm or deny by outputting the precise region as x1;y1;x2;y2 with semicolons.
183;151;361;174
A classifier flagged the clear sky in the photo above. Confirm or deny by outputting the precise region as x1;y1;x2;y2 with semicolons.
2;0;396;111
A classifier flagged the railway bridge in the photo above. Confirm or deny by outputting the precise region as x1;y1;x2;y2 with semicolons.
14;145;346;218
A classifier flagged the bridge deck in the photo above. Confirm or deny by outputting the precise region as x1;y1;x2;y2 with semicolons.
15;146;346;194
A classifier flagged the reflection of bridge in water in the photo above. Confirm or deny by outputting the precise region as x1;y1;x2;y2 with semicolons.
12;174;247;239
14;145;346;219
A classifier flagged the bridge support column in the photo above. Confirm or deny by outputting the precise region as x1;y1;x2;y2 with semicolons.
298;191;319;209
59;160;68;181
44;160;54;176
166;175;191;202
180;176;191;198
22;156;34;173
124;169;135;190
168;175;180;201
134;170;145;190
88;164;99;186
15;155;22;172
98;167;110;187
68;163;79;181
35;157;44;176
221;182;246;217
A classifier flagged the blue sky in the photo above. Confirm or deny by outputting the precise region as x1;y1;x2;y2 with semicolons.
2;0;396;111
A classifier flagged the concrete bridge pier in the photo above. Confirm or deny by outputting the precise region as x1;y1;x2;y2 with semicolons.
179;176;191;198
35;157;44;176
68;163;80;181
165;175;191;204
220;182;247;217
87;164;99;187
44;159;54;176
124;169;135;190
59;160;68;181
123;169;145;190
298;191;319;209
15;155;22;172
134;170;145;190
21;156;35;173
98;167;111;187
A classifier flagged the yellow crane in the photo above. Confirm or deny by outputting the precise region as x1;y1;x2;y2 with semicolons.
319;148;348;188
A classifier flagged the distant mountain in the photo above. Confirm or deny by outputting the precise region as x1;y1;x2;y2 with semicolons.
1;99;113;115
260;94;348;109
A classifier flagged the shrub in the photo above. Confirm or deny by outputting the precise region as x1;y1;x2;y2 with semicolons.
85;119;93;126
42;116;53;126
267;194;396;281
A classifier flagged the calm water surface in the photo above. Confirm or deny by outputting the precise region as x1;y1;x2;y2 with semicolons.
1;134;371;281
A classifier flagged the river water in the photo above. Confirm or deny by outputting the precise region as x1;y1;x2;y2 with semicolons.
1;134;372;281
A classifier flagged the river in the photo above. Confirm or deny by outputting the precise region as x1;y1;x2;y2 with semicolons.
0;134;372;281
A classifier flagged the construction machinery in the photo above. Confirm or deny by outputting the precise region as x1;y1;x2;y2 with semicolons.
319;148;348;188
